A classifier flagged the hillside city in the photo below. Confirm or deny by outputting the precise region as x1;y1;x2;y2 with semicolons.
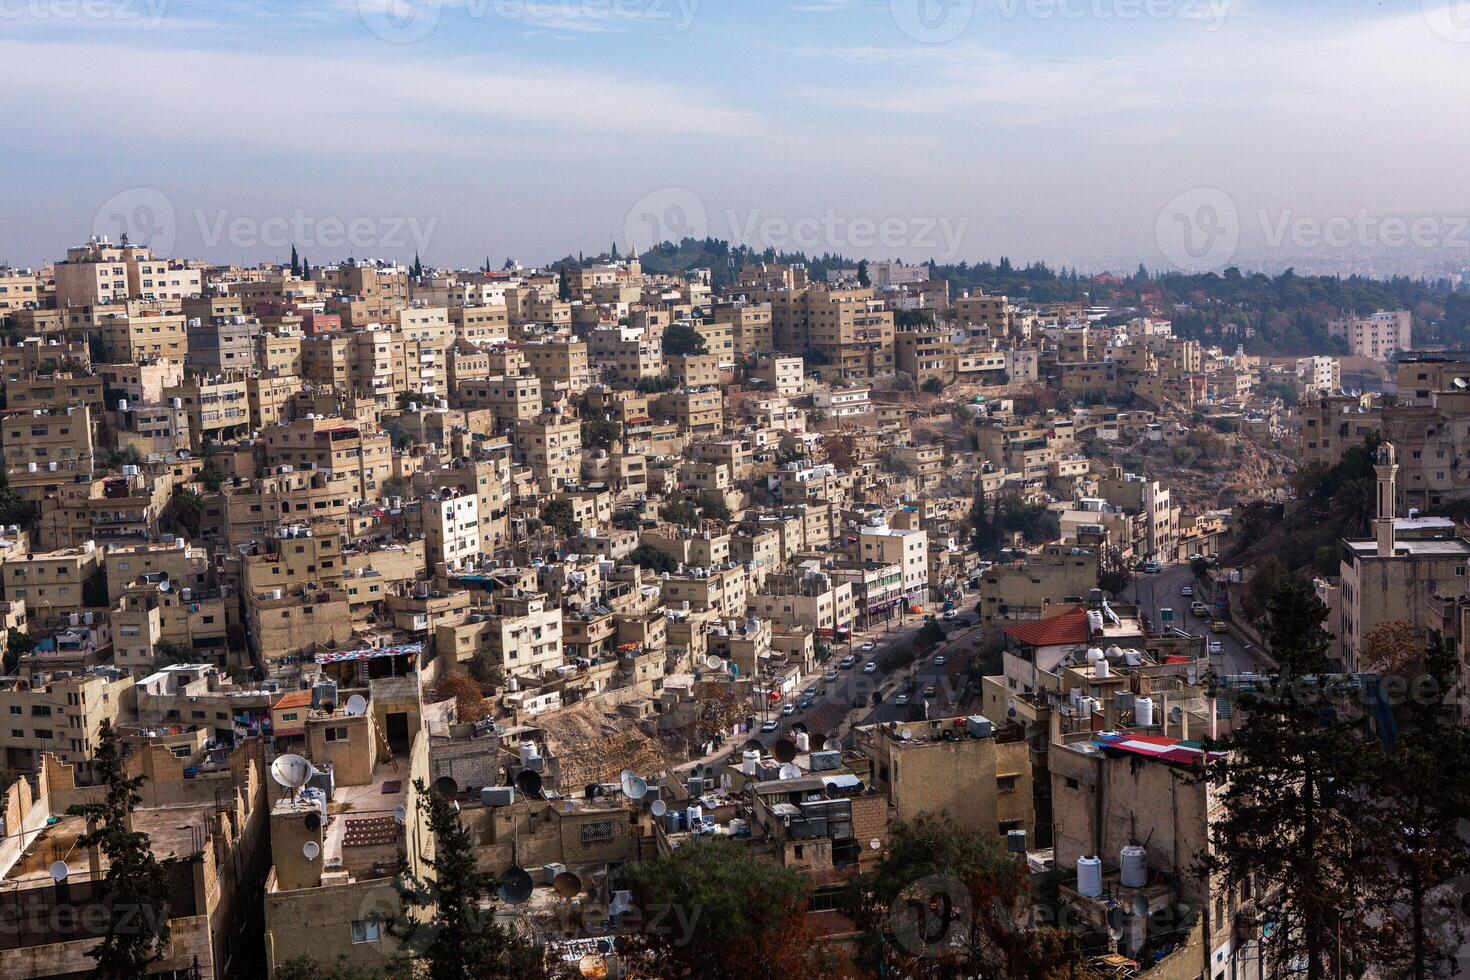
0;237;1463;979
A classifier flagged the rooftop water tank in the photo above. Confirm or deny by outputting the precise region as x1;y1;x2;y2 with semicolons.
1077;855;1103;898
1135;697;1155;727
1120;845;1148;889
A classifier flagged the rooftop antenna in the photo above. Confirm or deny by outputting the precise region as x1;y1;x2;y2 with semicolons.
619;771;649;800
778;763;802;780
433;776;459;800
302;840;321;862
345;694;367;716
552;870;584;899
270;754;316;801
772;739;797;764
498;866;534;904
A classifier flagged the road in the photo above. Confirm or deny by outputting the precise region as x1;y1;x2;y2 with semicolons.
1122;563;1265;676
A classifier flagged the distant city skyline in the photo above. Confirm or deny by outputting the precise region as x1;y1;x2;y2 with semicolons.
3;0;1469;277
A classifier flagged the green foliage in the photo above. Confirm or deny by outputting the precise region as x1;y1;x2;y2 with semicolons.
273;956;386;980
611;508;641;531
856;259;870;287
1189;555;1210;579
388;781;544;979
877;642;917;672
3;629;35;674
539;499;577;538
995;494;1060;545
915;620;946;652
0;470;35;528
580;414;621;450
102;446;143;471
919;377;945;395
1211;416;1239;433
633;375;678;394
894;309;935;329
628;544;678;574
170;486;203;539
661;322;709;356
68;721;176;978
466;650;505;688
696;490;731;521
1259;377;1300;406
659;499;700;528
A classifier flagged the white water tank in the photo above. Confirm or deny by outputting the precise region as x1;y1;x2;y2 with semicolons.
794;731;810;752
1077;855;1103;897
519;740;539;765
742;750;761;776
1095;657;1110;679
1086;610;1104;633
1086;646;1104;665
1135;697;1155;727
1120;845;1148;888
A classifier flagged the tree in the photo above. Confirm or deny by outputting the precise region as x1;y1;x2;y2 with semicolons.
661;323;708;356
273;955;386;980
856;259;870;287
3;629;35;674
697;490;731;522
1189;554;1210;580
465;650;505;689
434;672;489;724
1098;545;1133;597
199;461;226;493
616;836;838;979
68;720;176;978
846;814;1102;978
170;486;203;539
821;431;859;472
627;543;678;574
1201;577;1377;980
289;244;301;277
969;485;1000;557
659;499;700;528
0;470;35;527
539;499;576;538
387;781;544;979
1357;634;1470;978
920;377;946;395
915;620;946;652
580;415;620;450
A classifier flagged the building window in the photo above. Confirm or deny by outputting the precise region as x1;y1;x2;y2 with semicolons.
351;920;381;944
325;726;349;742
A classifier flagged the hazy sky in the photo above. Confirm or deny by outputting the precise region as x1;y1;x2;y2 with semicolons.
2;0;1468;274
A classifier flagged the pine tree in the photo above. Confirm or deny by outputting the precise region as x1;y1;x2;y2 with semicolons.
67;720;176;979
1201;578;1377;979
1358;636;1470;977
290;244;300;277
857;259;870;287
387;781;543;979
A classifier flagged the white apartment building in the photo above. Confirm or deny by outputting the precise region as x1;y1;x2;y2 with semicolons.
812;386;871;418
422;488;481;571
1328;311;1412;362
858;524;928;603
1295;355;1340;392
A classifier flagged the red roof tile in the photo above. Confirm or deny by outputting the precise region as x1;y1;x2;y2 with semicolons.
1001;605;1090;647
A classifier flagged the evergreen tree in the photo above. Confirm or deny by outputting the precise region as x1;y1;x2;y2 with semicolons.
856;259;870;287
67;720;176;978
290;244;300;276
969;484;999;557
386;781;542;979
1201;578;1376;979
1359;636;1470;977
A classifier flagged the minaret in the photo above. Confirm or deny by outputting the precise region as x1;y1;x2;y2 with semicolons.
1374;442;1398;556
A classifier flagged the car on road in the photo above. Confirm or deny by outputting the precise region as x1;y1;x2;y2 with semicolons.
803;685;818;697
933;655;947;666
781;704;795;716
1142;560;1162;574
1210;620;1229;633
760;720;778;732
1208;640;1224;655
839;655;857;669
943;609;956;620
862;662;877;674
823;669;838;681
923;685;937;698
893;694;910;706
861;641;876;652
1190;601;1209;617
1179;585;1193;597
797;696;814;710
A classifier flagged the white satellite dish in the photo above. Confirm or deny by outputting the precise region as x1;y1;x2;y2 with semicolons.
869;838;882;850
49;861;68;882
393;805;407;824
302;840;321;861
619;771;649;800
345;694;368;717
271;754;316;792
704;654;723;670
650;799;667;817
158;580;170;592
778;763;802;780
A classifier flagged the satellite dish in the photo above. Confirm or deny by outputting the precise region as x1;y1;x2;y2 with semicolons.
1132;895;1150;917
823;737;842;752
393;805;407;824
620;771;649;800
772;739;797;763
869;838;882;850
585;784;602;800
345;694;367;716
650;799;667;817
302;840;321;861
433;776;459;799
498;866;534;904
553;871;584;898
49;861;68;883
900;729;913;741
304;812;321;832
778;763;802;780
158;580;170;592
742;738;763;752
271;754;315;792
515;769;543;799
704;654;723;670
1169;706;1184;724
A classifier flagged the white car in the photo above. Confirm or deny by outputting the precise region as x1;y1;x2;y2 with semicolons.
1179;585;1193;597
781;704;796;716
862;662;877;674
760;720;778;733
1208;640;1223;655
893;694;910;706
933;655;947;666
861;641;876;652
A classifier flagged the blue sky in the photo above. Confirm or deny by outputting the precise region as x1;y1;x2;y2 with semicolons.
1;0;1468;273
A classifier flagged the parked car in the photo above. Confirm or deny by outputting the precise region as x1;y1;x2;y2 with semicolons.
798;696;815;709
823;669;838;681
1208;640;1224;655
1210;620;1229;633
839;655;857;669
1142;560;1162;574
923;685;937;698
760;720;778;732
862;662;878;674
1179;585;1193;597
861;641;876;652
1190;601;1209;617
781;704;795;716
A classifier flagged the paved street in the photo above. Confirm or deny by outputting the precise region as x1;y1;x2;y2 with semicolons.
1122;562;1266;676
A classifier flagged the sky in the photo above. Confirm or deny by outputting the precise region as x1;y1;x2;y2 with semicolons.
2;0;1469;276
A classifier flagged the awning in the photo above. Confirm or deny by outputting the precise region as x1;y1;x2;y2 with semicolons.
315;642;423;665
